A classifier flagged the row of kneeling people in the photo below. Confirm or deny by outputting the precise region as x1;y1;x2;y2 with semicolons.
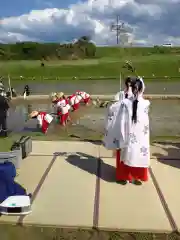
29;91;91;133
103;76;150;186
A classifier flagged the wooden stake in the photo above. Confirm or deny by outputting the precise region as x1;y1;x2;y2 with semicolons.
8;75;12;99
119;72;122;91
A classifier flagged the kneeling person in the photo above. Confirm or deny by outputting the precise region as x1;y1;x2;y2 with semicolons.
56;92;70;126
76;91;91;105
68;93;80;111
30;111;53;134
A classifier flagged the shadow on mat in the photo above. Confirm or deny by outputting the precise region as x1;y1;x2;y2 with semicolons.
63;152;116;182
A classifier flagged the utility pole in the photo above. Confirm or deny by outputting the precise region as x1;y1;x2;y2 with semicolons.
111;16;125;45
110;16;128;91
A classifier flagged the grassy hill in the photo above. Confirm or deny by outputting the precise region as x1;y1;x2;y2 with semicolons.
95;46;180;58
0;45;180;80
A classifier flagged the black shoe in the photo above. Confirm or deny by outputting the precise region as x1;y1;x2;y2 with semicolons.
116;180;128;185
132;180;142;185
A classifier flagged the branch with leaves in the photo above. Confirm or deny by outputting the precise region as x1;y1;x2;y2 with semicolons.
122;60;138;76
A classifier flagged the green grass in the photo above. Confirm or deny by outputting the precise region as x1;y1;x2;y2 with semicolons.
1;54;180;80
0;130;103;152
1;223;179;240
95;46;180;58
0;132;180;152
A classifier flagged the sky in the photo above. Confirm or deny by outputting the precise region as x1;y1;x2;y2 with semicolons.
0;0;180;46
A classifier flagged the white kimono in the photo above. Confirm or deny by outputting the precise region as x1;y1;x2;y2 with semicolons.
56;99;69;114
103;89;133;149
115;96;150;168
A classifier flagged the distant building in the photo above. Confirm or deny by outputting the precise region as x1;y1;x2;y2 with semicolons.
162;43;173;47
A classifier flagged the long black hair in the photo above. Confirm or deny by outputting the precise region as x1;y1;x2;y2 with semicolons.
131;78;143;123
124;77;133;98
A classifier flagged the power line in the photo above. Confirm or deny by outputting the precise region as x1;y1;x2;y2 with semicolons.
110;16;126;45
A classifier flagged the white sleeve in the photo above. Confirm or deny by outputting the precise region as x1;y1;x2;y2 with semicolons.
85;93;90;98
114;103;129;148
138;76;145;92
104;105;112;130
56;101;61;107
114;92;120;101
37;115;43;126
44;114;53;123
119;91;125;101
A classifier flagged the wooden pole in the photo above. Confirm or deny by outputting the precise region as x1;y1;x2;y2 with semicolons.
8;75;12;99
119;71;122;91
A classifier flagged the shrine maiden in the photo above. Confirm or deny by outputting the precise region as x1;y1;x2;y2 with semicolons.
114;78;150;185
76;91;91;105
68;93;80;111
30;111;53;134
114;76;146;181
56;92;70;126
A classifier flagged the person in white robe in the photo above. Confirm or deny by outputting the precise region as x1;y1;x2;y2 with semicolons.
114;78;150;185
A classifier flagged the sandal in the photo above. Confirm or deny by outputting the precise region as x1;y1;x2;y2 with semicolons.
116;180;128;185
131;180;142;185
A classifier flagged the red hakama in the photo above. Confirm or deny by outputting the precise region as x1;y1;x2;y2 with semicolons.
56;99;69;126
57;112;69;125
116;150;148;182
83;96;90;104
37;112;52;134
68;94;80;111
76;91;90;104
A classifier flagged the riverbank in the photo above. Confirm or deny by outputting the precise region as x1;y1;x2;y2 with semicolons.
1;55;180;79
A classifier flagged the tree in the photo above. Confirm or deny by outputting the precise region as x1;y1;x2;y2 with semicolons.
0;38;97;60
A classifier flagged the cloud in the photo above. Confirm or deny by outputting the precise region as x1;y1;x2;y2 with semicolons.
0;0;179;46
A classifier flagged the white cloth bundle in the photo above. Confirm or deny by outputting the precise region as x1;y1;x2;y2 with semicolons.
44;114;53;123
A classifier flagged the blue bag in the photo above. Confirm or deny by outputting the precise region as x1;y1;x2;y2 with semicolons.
0;162;27;203
0;161;16;181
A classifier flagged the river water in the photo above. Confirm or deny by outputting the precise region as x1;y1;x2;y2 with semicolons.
7;80;180;95
7;99;180;138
